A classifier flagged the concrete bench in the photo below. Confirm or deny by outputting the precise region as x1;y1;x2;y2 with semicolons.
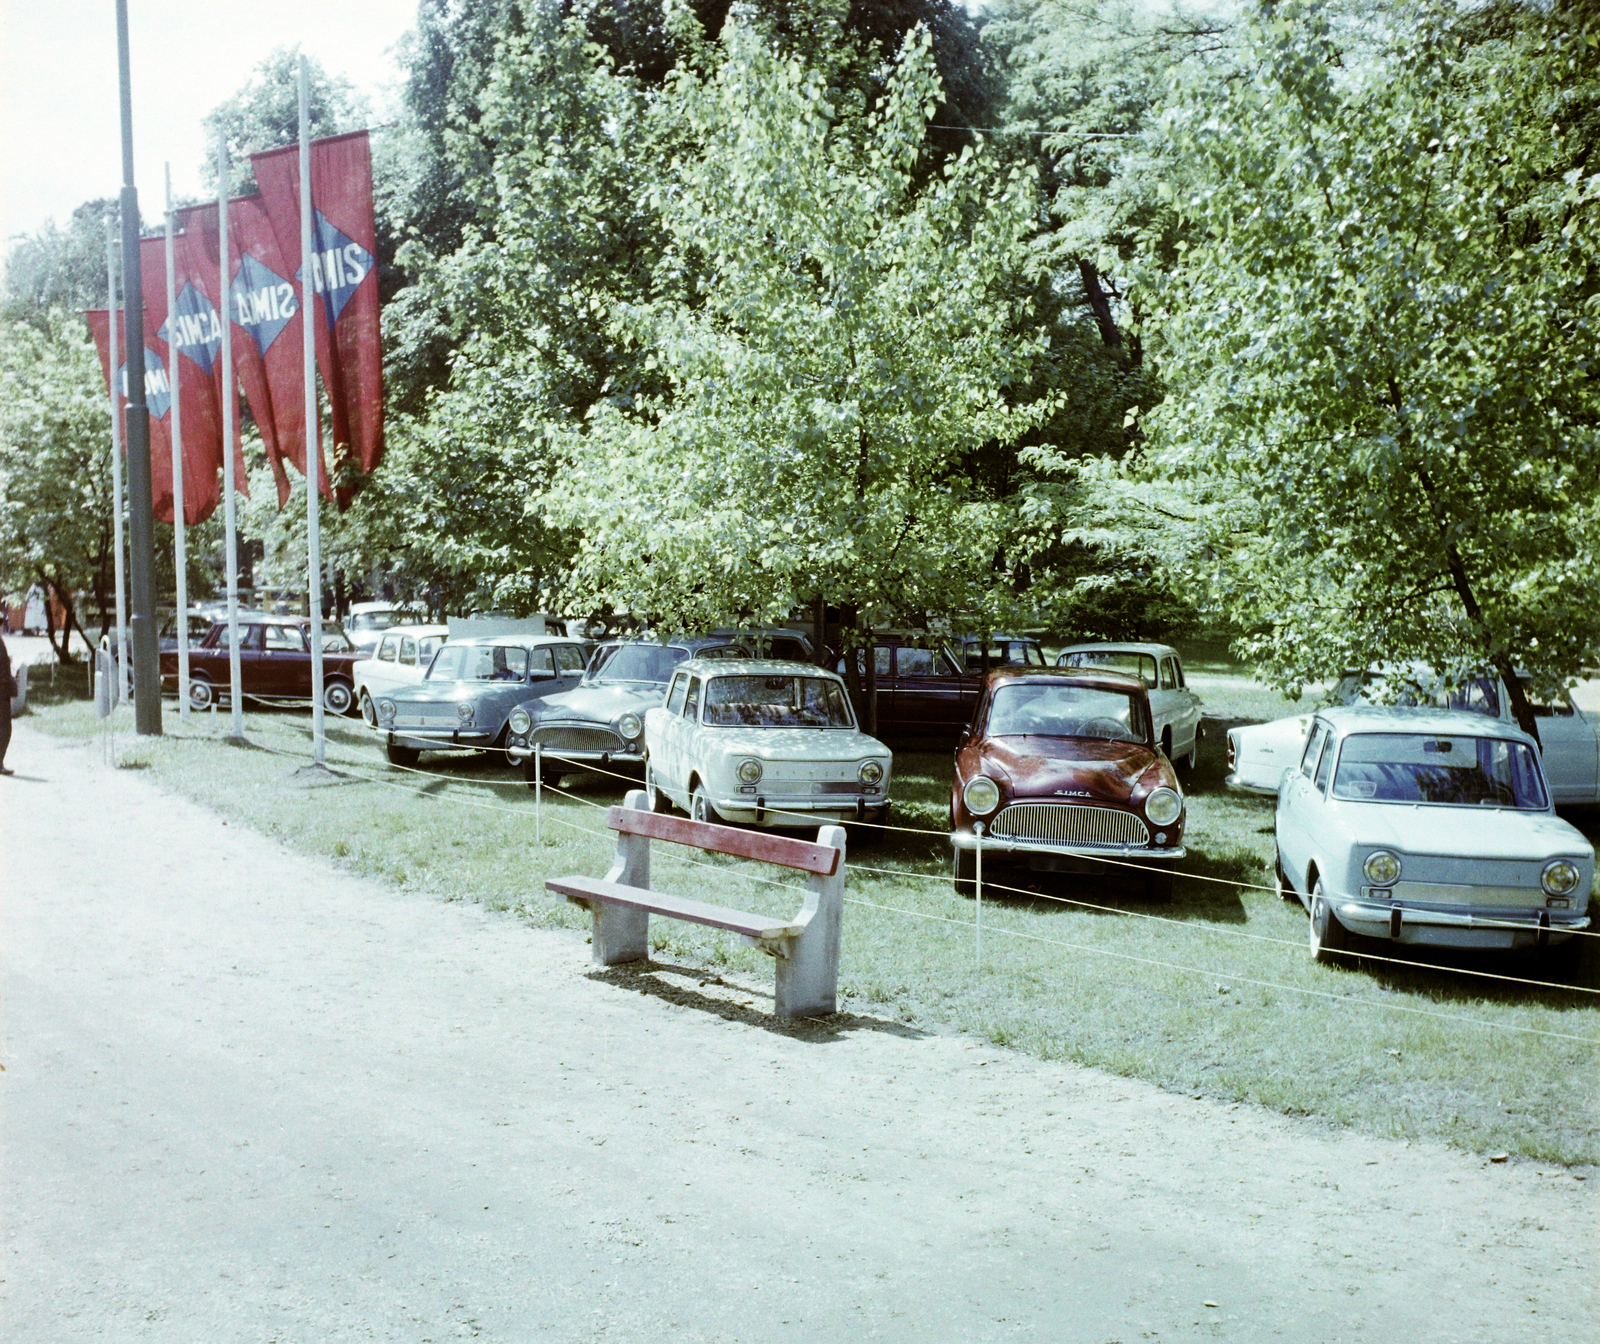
547;788;845;1019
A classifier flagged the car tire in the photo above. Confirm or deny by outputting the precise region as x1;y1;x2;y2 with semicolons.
646;762;673;814
1309;879;1351;964
953;844;977;898
690;783;721;826
1180;733;1200;772
323;678;354;716
1274;850;1296;901
187;674;215;712
359;691;376;728
386;741;421;769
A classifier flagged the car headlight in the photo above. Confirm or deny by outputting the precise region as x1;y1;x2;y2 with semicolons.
858;760;884;785
456;700;474;724
963;775;1001;816
1145;786;1183;828
377;699;396;721
1542;859;1580;897
737;758;763;784
508;707;531;736
1364;849;1402;886
617;712;643;741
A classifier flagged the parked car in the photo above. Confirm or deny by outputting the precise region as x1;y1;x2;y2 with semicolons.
1056;642;1203;769
1275;707;1593;959
159;616;363;714
836;632;985;740
643;659;892;827
954;635;1049;671
1226;667;1600;802
710;627;817;662
950;666;1186;901
506;635;749;786
353;624;451;726
371;635;590;766
345;601;425;654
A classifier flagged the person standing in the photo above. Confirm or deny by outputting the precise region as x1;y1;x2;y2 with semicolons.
0;629;14;774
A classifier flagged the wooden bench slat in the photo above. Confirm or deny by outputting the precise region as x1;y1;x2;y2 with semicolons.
605;806;841;876
547;876;805;940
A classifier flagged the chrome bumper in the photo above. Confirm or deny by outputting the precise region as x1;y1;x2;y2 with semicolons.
1225;772;1278;796
950;830;1185;861
378;727;497;751
504;744;644;765
1332;896;1590;937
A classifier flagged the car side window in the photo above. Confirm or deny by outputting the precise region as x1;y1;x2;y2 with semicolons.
1159;657;1178;690
1301;724;1328;779
1519;681;1576;718
418;637;441;664
666;673;688;716
378;635;397;662
528;647;557;679
216;623;260;650
399;635;417;665
896;648;942;677
1314;733;1337;792
263;625;306;652
554;644;587;674
684;676;702;720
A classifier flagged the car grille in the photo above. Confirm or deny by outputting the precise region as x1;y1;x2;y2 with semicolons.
990;803;1150;848
531;724;625;753
394;710;459;728
814;780;865;796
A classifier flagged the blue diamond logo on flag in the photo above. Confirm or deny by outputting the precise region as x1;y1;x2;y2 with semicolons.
230;253;298;357
159;282;222;375
119;347;171;419
295;209;373;326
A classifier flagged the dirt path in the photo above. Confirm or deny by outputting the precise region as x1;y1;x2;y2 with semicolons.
2;723;1594;1343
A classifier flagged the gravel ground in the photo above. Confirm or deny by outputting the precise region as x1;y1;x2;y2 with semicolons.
2;722;1595;1343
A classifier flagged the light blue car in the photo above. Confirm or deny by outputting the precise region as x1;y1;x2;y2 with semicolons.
371;635;590;767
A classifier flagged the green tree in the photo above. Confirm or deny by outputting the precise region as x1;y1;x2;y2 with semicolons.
1148;0;1600;739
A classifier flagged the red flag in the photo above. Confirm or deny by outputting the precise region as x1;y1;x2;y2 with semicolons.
86;306;176;523
252;129;383;508
137;234;226;526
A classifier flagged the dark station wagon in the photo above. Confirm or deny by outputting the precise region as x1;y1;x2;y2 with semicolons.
160;616;362;714
950;666;1187;901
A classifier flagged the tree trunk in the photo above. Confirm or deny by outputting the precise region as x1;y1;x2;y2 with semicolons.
863;627;878;739
1078;259;1123;351
813;596;827;668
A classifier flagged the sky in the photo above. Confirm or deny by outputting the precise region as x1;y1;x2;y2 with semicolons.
0;0;418;246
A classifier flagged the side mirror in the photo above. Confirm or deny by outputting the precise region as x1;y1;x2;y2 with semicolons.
958;726;971;746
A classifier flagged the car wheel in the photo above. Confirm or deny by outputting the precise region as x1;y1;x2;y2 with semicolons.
386;741;420;769
187;674;215;711
645;762;673;814
1143;864;1175;903
323;678;354;716
359;691;376;728
1161;728;1174;761
1180;733;1200;772
1309;879;1351;964
953;844;977;898
690;783;721;826
1275;850;1296;901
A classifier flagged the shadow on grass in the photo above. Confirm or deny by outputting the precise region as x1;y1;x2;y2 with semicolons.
587;959;927;1041
1326;934;1600;1012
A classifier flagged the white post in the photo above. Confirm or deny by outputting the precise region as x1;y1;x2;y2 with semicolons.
164;164;189;721
299;56;326;766
104;218;130;701
535;742;543;844
217;140;243;739
974;822;984;968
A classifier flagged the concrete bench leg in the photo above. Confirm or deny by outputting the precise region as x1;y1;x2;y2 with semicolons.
592;788;652;966
773;823;845;1019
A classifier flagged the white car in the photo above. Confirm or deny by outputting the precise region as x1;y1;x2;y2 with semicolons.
1229;668;1600;803
354;624;450;726
643;659;893;827
345;601;425;655
1276;707;1592;960
1056;642;1203;768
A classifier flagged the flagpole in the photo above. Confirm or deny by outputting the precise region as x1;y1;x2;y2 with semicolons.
218;140;244;740
104;217;130;701
299;55;326;766
116;0;160;735
164;163;189;722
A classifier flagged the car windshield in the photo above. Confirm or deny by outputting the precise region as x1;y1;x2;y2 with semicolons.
1058;650;1157;688
1333;673;1501;718
426;643;530;683
349;609;417;632
987;683;1149;744
590;644;689;685
963;641;1046;670
702;675;855;728
1330;733;1548;808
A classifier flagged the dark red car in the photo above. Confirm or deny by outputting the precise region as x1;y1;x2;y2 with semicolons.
159;616;362;715
836;633;986;739
949;666;1186;901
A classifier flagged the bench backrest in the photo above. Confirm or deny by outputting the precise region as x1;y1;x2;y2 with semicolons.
606;805;840;877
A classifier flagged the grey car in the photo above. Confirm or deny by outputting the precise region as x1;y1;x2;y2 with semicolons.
371;635;591;767
506;635;749;787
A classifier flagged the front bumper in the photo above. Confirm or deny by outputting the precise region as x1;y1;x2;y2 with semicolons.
377;726;498;752
719;793;889;826
950;830;1185;861
504;744;645;766
1329;894;1591;948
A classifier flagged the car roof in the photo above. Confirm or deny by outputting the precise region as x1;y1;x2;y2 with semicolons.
371;624;450;638
600;634;747;651
985;665;1148;693
348;600;415;613
446;634;588;649
679;658;840;678
1315;705;1536;743
1057;641;1178;659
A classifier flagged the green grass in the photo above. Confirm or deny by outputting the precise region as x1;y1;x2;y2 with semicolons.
24;663;1600;1166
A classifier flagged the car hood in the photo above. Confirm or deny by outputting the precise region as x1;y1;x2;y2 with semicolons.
1330;801;1593;860
691;725;890;759
392;678;550;705
536;681;665;723
979;736;1169;802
